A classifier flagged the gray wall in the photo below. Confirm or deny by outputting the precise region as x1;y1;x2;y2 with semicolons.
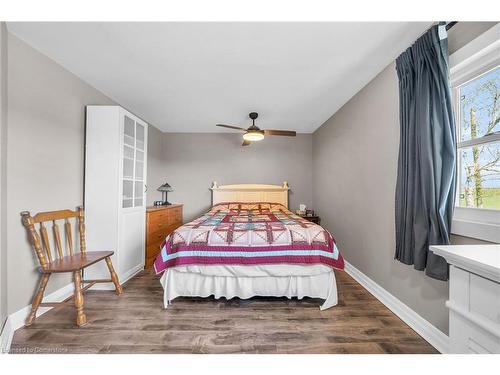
313;63;451;333
5;34;116;315
150;133;313;222
0;22;7;329
146;124;166;207
448;22;498;54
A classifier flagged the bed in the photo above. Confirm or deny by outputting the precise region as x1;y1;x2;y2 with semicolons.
154;182;344;310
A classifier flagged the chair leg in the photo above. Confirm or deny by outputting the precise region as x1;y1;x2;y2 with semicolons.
26;274;50;326
105;256;123;295
73;270;87;327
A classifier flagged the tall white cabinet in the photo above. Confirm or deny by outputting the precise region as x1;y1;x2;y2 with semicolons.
84;106;148;288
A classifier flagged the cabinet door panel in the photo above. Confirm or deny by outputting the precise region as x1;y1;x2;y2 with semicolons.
136;149;144;162
470;274;500;324
122;180;133;208
136;122;145;151
133;121;146;208
120;211;145;277
123;116;135;147
124;144;134;159
135;160;144;180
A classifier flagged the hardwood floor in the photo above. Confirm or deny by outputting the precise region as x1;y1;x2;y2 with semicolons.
10;269;438;354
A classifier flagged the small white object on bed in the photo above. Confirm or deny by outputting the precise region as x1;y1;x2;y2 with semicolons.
159;182;339;310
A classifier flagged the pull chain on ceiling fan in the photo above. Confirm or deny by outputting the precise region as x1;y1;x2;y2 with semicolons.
216;112;296;146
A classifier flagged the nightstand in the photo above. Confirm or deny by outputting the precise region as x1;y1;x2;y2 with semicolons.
298;214;321;225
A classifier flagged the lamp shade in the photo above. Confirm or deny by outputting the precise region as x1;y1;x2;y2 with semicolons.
157;182;173;192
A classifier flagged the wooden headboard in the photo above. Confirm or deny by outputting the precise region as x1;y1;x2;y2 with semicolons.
210;182;290;208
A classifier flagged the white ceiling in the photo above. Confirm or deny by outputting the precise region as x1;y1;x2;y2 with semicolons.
7;22;431;133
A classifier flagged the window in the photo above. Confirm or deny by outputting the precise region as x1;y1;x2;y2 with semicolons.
450;24;500;243
455;67;500;210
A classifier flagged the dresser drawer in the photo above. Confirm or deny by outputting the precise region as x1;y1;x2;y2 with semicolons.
147;227;169;246
147;207;182;231
145;239;165;267
169;206;183;224
146;241;163;258
145;252;158;268
147;222;169;237
148;207;169;220
147;214;169;235
169;221;182;232
147;222;181;245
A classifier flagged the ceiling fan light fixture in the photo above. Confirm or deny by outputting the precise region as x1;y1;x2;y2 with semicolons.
217;112;295;146
243;131;264;142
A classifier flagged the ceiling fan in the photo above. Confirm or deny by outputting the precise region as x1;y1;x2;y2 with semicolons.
216;112;296;146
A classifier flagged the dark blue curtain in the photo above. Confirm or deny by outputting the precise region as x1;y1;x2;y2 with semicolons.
394;24;456;281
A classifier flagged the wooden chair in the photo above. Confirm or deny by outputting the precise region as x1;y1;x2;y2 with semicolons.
21;206;122;327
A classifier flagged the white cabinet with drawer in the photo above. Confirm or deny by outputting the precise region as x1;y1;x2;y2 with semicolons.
431;245;500;354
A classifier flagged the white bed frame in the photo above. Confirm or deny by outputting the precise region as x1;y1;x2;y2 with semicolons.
160;182;339;310
210;181;290;208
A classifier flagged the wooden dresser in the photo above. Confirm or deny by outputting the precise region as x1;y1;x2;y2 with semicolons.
145;204;183;268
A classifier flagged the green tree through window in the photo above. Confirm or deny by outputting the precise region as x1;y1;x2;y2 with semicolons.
458;66;500;209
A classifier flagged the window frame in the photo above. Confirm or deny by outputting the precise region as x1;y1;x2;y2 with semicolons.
449;24;500;243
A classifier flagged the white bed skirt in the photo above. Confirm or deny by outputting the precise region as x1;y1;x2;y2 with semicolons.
160;268;339;310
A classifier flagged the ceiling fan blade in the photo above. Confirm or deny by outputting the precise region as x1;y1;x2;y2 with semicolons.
242;140;251;146
263;129;297;137
216;124;247;132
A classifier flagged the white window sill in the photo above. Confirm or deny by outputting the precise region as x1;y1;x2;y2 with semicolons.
452;207;500;243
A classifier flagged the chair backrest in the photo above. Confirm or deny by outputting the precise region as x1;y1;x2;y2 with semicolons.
21;206;86;270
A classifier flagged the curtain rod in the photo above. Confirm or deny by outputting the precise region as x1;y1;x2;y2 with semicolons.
446;21;458;31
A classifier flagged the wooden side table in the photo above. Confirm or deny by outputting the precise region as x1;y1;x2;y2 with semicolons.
298;214;321;225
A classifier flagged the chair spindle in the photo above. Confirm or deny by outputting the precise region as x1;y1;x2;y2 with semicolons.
65;219;74;256
78;206;86;254
21;211;49;270
53;221;64;259
39;222;53;263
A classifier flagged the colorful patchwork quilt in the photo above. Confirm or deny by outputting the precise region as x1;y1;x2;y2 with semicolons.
154;202;344;274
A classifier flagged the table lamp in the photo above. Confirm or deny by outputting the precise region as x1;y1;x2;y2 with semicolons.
157;182;173;205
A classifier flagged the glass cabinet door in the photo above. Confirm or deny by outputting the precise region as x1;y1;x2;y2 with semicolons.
134;122;145;207
122;115;146;208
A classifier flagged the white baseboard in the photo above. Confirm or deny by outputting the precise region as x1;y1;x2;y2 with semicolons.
0;282;74;354
0;318;13;354
344;261;449;353
0;265;143;353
